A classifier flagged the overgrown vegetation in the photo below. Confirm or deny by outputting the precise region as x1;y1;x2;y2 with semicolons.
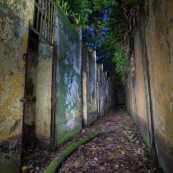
56;0;139;88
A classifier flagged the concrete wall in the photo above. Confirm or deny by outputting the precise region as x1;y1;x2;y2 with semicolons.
55;7;82;147
35;41;53;148
82;47;97;126
0;0;34;172
0;1;115;172
97;64;105;117
126;1;173;172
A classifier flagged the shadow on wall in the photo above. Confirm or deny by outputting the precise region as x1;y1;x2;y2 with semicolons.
115;89;125;105
130;115;172;173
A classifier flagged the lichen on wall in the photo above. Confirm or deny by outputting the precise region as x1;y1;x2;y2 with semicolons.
55;6;82;146
126;1;173;172
145;1;173;172
0;0;34;172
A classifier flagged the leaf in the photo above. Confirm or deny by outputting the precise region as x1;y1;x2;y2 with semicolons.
106;138;113;141
91;147;96;150
21;166;27;172
119;149;125;154
108;152;115;157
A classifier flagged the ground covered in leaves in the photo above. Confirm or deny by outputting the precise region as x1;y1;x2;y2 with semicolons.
21;109;163;173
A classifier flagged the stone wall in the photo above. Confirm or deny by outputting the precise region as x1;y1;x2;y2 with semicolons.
126;1;173;172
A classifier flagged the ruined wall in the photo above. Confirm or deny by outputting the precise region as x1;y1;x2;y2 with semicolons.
35;41;53;149
55;7;82;147
126;26;151;148
97;64;105;117
105;74;111;113
82;48;97;126
87;51;97;125
145;1;173;172
82;46;89;126
127;1;173;172
126;56;138;123
0;0;34;172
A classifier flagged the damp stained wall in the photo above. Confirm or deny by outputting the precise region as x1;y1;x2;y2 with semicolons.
55;6;82;147
104;74;111;113
82;46;89;126
35;41;53;148
126;55;138;123
97;64;105;117
126;26;151;148
82;47;97;126
127;0;173;172
0;0;34;172
24;37;38;126
145;1;173;172
87;51;97;125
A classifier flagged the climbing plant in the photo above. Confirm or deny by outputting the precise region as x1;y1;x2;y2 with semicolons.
56;0;91;29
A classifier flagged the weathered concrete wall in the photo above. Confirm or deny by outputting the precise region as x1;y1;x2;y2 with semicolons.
82;46;89;126
105;75;112;112
0;0;34;172
87;51;97;124
82;48;97;126
97;64;105;117
55;7;82;147
145;1;173;172
126;55;138;123
126;26;151;148
35;41;53;149
127;1;173;172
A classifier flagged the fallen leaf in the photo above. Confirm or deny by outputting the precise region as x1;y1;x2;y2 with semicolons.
91;147;96;150
107;138;113;141
108;152;115;157
119;149;125;154
21;166;27;172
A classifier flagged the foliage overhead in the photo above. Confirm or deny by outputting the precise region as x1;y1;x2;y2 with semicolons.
56;0;139;88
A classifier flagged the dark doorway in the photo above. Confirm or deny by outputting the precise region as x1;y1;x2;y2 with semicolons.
22;29;39;151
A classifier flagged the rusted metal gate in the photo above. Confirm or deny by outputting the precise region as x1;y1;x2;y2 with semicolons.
30;0;57;45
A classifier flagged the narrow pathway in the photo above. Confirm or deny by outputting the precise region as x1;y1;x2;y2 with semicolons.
57;109;163;173
21;109;163;173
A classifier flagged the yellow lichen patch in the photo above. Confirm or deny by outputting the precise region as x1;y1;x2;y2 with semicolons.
23;0;35;27
19;34;28;68
0;71;24;141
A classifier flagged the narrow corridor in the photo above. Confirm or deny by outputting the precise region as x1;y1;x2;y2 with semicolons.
21;108;163;173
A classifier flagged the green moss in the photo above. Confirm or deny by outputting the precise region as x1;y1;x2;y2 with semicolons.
44;128;118;173
38;42;53;60
56;128;81;147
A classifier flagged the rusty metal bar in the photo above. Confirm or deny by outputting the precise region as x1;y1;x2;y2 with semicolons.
32;0;56;44
36;0;40;30
51;44;57;150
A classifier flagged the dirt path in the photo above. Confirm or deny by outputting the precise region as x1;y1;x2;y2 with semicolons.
58;109;163;173
21;109;163;173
